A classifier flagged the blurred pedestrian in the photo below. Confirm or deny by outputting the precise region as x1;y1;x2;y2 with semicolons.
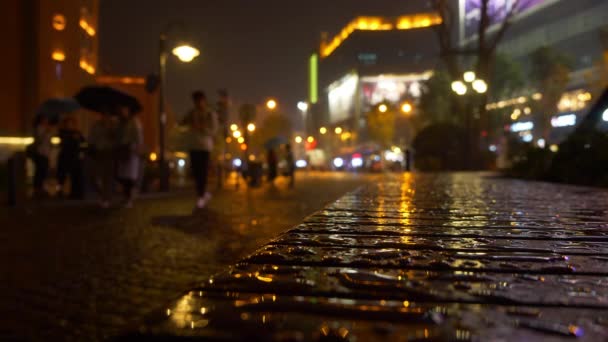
56;116;85;199
266;148;278;184
182;91;218;210
284;144;295;188
88;113;117;208
116;107;144;208
30;116;54;198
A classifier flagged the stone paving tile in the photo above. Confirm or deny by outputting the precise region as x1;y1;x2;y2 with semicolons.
133;173;608;341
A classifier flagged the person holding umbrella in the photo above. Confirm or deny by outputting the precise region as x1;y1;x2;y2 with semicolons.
75;86;142;208
116;107;144;208
30;116;54;198
182;91;218;210
88;112;118;208
56;116;85;199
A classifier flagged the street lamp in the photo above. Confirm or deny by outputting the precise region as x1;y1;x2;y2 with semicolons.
451;72;487;96
319;127;327;135
378;104;388;113
401;102;413;114
247;123;256;132
335;127;343;134
159;27;200;191
295;136;303;144
297;101;309;112
266;99;277;110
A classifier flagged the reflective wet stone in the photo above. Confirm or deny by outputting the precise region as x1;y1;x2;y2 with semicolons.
134;173;608;341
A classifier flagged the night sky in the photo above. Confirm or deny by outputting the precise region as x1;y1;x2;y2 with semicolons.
100;0;429;120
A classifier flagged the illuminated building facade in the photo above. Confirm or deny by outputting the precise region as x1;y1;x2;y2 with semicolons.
312;14;441;142
1;0;99;137
460;0;608;144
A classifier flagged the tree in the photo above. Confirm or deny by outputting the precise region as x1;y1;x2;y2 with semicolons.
491;54;525;100
366;104;396;148
418;69;455;125
429;0;531;168
251;113;292;152
529;46;572;141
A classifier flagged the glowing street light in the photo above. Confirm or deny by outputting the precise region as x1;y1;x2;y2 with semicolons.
247;123;256;132
463;71;476;83
232;130;242;139
266;99;277;110
401;102;413;114
297;101;309;112
379;104;388;113
230;124;238;131
319;127;327;135
172;44;200;62
295;136;303;144
451;80;467;95
307;136;315;143
335;127;343;134
472;79;488;94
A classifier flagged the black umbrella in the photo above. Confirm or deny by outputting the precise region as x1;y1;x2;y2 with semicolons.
264;136;289;149
35;98;80;124
75;86;142;115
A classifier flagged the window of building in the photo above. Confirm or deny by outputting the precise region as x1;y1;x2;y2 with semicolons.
52;14;66;31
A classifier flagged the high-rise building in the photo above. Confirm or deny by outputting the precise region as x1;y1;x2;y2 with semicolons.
1;0;99;137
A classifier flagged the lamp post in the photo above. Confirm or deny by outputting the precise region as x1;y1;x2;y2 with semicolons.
158;28;200;191
451;71;488;169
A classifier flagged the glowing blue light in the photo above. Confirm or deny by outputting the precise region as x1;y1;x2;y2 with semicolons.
511;121;534;132
489;145;497;152
551;114;577;127
178;159;186;167
233;158;242;168
523;134;533;142
603;108;608;122
333;157;344;168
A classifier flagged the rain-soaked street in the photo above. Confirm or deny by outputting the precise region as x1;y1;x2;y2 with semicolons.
138;173;608;341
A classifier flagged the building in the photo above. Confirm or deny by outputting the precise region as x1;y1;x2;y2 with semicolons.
460;0;608;145
309;14;442;146
1;0;99;138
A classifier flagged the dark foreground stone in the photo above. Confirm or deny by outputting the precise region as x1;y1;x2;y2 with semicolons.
127;173;608;341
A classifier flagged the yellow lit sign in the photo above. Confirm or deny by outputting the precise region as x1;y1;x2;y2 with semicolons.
321;13;442;58
52;14;66;31
0;137;34;145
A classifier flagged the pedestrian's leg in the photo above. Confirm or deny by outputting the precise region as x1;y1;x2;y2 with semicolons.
200;151;210;196
70;162;84;199
190;150;204;197
33;155;49;196
56;157;67;193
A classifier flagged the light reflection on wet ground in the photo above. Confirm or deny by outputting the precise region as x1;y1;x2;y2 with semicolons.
132;173;608;341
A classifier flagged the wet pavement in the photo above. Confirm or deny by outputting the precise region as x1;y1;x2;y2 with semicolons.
0;172;366;341
136;173;608;341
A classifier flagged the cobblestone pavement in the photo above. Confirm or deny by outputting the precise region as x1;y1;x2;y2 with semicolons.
0;172;368;341
138;173;608;341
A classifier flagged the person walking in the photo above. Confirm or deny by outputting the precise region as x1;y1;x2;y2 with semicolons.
116;107;144;208
30;116;54;198
182;91;218;210
284;144;295;188
56;116;85;199
88;113;117;208
266;148;278;184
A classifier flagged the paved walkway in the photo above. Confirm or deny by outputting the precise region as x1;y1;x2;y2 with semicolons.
0;172;367;341
135;173;608;341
